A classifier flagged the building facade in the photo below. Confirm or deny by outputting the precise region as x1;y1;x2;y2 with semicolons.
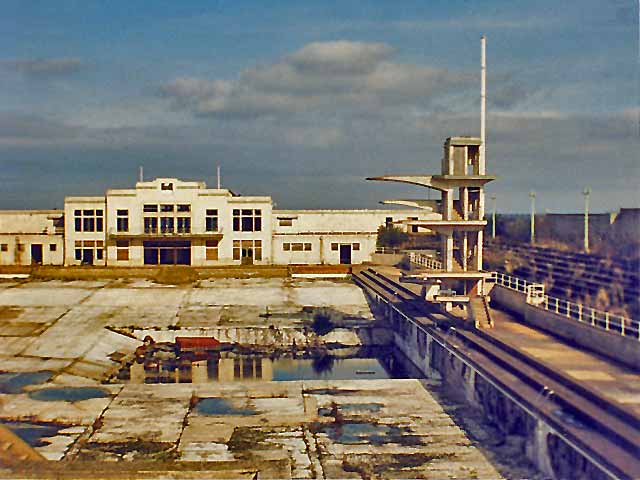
0;177;438;267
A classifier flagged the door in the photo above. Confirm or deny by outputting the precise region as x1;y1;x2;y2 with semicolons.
339;244;351;265
30;244;43;264
82;249;94;265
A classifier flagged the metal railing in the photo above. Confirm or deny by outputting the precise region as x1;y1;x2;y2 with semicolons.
407;251;443;270
492;272;639;340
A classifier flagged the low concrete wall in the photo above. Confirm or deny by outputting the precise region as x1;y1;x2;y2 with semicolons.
370;253;404;266
490;285;639;371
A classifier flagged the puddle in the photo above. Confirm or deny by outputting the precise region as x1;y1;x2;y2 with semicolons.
0;371;53;394
1;420;66;447
323;421;422;446
196;397;259;416
339;403;383;413
28;387;110;402
117;346;412;384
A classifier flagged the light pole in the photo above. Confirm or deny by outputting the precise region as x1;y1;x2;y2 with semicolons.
529;191;536;244
583;187;591;253
491;194;497;239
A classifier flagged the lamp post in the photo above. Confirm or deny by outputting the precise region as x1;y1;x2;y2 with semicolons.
529;191;536;245
491;194;497;239
583;187;591;253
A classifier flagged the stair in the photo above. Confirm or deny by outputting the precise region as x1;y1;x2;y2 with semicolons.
470;296;493;328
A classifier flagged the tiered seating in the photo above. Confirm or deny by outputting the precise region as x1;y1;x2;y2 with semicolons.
486;240;640;317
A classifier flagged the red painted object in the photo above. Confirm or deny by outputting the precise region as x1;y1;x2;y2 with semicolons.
175;336;221;352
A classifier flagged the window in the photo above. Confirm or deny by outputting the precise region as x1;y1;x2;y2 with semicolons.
160;204;174;213
49;244;57;252
233;239;262;261
233;209;262;232
205;209;219;232
116;240;129;261
74;240;103;263
408;217;418;233
283;242;312;252
385;217;393;227
177;204;191;212
143;204;158;213
177;217;191;233
161;182;173;191
74;208;103;232
331;243;339;251
279;219;293;227
116;209;129;232
352;243;360;251
160;217;174;234
144;217;158;234
0;244;7;252
205;239;219;261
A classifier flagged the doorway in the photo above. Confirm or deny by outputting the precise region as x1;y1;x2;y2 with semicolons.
143;240;191;265
30;244;43;264
339;244;351;265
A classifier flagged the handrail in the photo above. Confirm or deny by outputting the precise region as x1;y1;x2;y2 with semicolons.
407;251;443;270
491;271;639;341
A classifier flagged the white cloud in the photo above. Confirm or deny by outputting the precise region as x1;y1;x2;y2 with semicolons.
158;40;471;118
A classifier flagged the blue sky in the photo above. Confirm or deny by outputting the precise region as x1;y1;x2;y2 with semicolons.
0;0;637;212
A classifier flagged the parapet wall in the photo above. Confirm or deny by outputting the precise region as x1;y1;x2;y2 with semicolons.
490;285;639;370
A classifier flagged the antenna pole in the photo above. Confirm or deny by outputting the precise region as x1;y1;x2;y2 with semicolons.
217;165;221;189
139;166;144;183
480;35;486;175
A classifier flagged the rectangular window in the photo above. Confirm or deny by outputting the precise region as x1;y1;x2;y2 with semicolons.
177;204;191;212
278;219;293;227
331;243;339;251
292;243;303;252
0;244;8;252
233;208;262;232
116;209;129;232
283;243;290;251
304;243;312;251
177;217;191;233
74;208;103;232
160;204;174;212
205;209;219;232
144;217;158;234
160;217;174;233
205;239;219;261
116;240;129;261
143;204;158;213
49;244;57;252
352;243;360;251
233;239;262;261
75;249;81;260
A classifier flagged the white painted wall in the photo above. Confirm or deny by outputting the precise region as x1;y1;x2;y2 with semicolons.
0;211;64;266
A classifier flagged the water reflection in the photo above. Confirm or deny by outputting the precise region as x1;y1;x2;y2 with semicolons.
124;348;407;384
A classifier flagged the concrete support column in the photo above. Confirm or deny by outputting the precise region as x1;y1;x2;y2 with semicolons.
462;232;468;271
442;230;454;271
476;230;483;271
442;190;453;221
462;187;469;220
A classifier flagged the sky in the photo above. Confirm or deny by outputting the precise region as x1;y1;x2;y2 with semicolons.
0;0;638;213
